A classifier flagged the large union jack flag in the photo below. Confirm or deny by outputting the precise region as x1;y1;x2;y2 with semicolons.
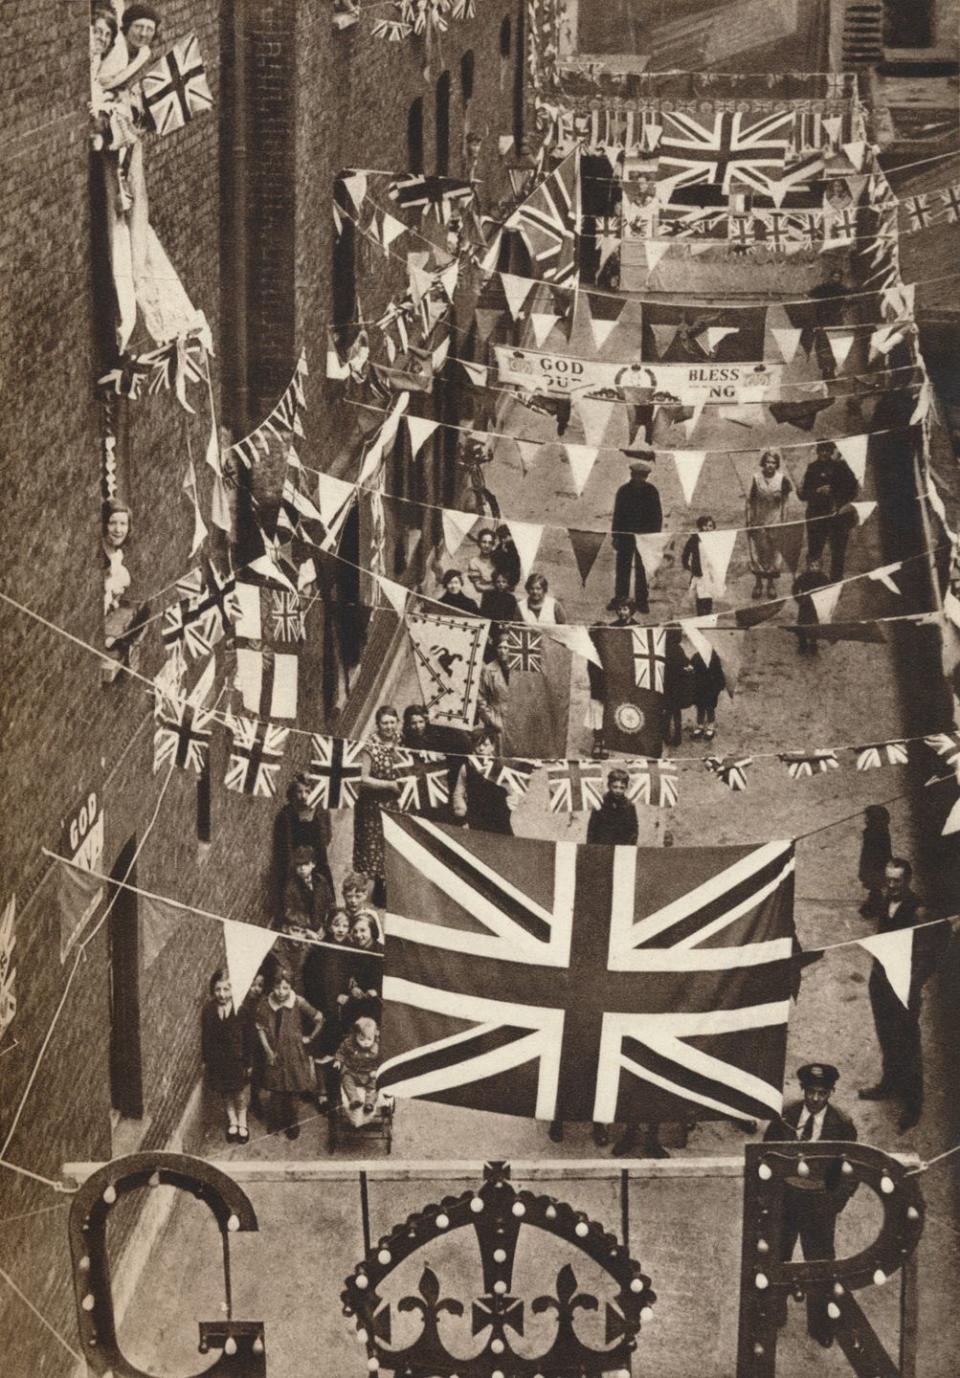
659;110;792;196
380;817;799;1125
305;734;365;809
506;148;581;287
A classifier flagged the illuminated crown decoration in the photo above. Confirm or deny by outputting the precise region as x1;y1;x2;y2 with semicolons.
342;1163;656;1378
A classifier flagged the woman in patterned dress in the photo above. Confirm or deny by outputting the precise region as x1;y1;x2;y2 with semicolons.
352;705;404;907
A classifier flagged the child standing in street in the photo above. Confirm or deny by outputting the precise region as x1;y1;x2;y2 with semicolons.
689;638;726;743
201;969;253;1145
681;514;723;616
254;965;325;1139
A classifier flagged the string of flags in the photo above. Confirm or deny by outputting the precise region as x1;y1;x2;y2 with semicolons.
226;351;308;467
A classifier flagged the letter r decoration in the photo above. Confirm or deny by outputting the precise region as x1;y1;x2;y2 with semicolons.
737;1142;925;1378
68;1152;266;1377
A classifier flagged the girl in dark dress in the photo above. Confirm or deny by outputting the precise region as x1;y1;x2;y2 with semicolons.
254;966;325;1139
451;729;516;834
201;969;253;1145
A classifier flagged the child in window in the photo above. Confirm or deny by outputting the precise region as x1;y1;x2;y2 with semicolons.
334;1017;383;1127
201;969;253;1145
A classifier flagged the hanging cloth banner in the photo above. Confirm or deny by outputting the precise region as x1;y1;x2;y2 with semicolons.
565;444;599;497
857;930;914;1008
495;347;784;399
569;529;607;586
442;508;477;556
223;919;278;1007
406;611;489;729
672;451;707;506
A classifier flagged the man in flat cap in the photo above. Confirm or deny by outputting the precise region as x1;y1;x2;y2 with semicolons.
763;1063;858;1348
610;452;663;613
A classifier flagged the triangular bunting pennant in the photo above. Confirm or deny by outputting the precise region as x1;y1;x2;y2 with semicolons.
460;359;488;386
474;307;502;344
442;508;477;555
316;471;356;527
911;384;932;425
547;622;601;668
943;795;960;837
698;528;738;594
852;501;877;526
671;451;706;506
644;240;671;274
381;211;407;251
771;327;803;362
827;330;856;370
589;315;620;350
406;414;439;458
568;529;607;585
835;434;868;485
823;115;844;146
857;931;914;1008
650;322;679;358
500;271;534;320
574;397;615;449
685;401;705;438
810;581;843;624
514;438;542;475
530;312;561;346
378;575;410;616
842;140;867;171
565;443;599;497
700;326;739;354
341;171;367;213
868;562;902;595
503;518;543;579
222;919;278;1007
210;470;232;535
633;532;672;579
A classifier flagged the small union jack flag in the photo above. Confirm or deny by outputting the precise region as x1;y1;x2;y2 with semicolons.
270;590;305;643
903;193;936;232
925;733;960;771
224;717;289;797
546;759;606;813
705;755;753;792
940;183;960;224
856;741;909;771
727;214;756;250
305;734;365;809
387;172;475;218
779;751;840;780
395;753;451;813
496;758;539;795
627;759;678;808
162;600;219;660
823;207;856;243
501;626;543;673
142;33;213;137
632;628;667;693
153;694;213;775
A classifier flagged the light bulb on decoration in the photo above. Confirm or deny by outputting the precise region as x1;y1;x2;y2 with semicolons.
226;1214;240;1232
796;1158;810;1178
102;1185;117;1205
575;1221;589;1237
491;1339;505;1354
640;1306;654;1323
148;1172;160;1188
79;1255;90;1271
630;1278;644;1294
833;1282;845;1297
512;1202;526;1218
377;1249;392;1265
356;1329;368;1345
753;1343;764;1357
756;1238;769;1255
758;1162;772;1181
355;1274;369;1290
223;1336;237;1356
470;1197;484;1214
493;1248;507;1263
253;1336;264;1355
880;1175;894;1195
81;1294;95;1312
907;1205;920;1221
368;1360;379;1374
873;1269;888;1286
841;1159;854;1177
493;1280;507;1295
435;1213;450;1230
827;1302;841;1320
545;1205;557;1220
755;1273;769;1290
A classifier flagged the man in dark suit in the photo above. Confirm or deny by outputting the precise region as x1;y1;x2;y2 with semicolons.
797;440;859;581
610;453;663;613
764;1062;858;1348
859;857;941;1132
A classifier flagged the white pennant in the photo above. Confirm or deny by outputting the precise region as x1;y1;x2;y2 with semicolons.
341;171;367;212
565;443;599;497
223;918;279;1007
827;330;857;369
851;501;877;527
442;508;477;556
204;414;221;474
700;326;739;354
910;383;932;425
504;518;543;578
672;451;707;506
432;337;450;371
835;434;868;485
643;122;663;151
547;622;601;667
500;271;534;320
633;532;672;578
210;470;232;535
530;312;561;346
480;230;503;275
498;134;515;155
514;438;542;475
589;315;619;349
575;397;615;449
460;359;488;386
942;795;960;837
406;414;439;458
381;211;407;250
771;327;803;362
685;401;705;437
810;581;843;623
378;575;409;616
857;930;914;1008
645;239;671;273
868;562;902;595
842;140;867;171
316;471;356;527
698;528;738;594
408;262;435;307
823;115;844;146
769;180;788;209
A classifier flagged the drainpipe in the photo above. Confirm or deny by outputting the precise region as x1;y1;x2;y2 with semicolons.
231;0;249;438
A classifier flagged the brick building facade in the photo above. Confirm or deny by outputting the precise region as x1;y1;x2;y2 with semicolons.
0;3;524;1372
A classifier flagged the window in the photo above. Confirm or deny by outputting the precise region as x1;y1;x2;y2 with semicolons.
499;15;511;89
407;97;424;174
435;71;451;176
460;49;475;103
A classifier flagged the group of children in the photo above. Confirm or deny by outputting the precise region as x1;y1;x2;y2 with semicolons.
201;869;388;1145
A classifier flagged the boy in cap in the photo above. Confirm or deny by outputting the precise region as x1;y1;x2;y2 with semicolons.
763;1063;858;1347
610;452;662;613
